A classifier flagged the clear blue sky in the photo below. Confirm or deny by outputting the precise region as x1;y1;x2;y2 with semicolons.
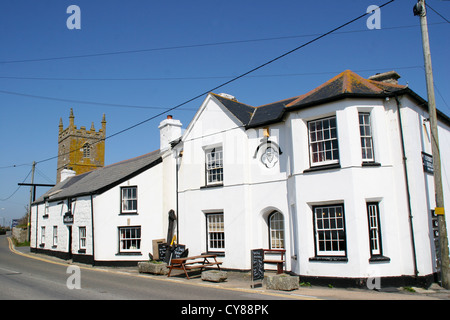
0;0;449;223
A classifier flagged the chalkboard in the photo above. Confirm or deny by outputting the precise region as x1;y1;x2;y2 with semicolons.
251;249;264;285
158;243;169;261
173;244;187;258
158;243;186;262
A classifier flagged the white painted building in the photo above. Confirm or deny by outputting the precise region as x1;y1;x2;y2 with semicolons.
31;151;164;265
31;70;450;287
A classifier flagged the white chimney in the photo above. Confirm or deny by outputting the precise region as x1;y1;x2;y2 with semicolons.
159;115;182;152
60;168;76;182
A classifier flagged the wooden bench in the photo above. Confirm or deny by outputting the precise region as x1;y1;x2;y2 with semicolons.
263;249;285;274
167;254;222;279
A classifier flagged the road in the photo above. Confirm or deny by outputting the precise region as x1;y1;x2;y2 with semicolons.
0;234;294;302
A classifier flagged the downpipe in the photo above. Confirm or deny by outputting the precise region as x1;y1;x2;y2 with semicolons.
395;95;419;278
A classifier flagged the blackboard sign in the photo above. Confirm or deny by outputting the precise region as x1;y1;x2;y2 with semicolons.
251;249;264;287
158;243;169;261
173;244;187;258
158;243;186;262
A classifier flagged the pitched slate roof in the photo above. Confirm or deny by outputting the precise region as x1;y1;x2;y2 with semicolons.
211;70;445;129
34;150;161;204
210;93;255;126
248;97;297;128
285;70;406;109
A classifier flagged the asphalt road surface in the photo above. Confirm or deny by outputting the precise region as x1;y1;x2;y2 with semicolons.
0;234;293;302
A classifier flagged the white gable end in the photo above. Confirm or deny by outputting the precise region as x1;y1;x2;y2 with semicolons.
182;94;244;144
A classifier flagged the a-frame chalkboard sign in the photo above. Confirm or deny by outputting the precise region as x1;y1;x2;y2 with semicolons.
251;249;264;288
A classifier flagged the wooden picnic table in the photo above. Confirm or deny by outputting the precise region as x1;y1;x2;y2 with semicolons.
167;254;222;279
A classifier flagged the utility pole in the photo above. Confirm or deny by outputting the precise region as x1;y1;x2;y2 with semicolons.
26;161;36;243
414;0;450;289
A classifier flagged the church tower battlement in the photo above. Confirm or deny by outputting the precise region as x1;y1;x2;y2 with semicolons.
57;108;106;182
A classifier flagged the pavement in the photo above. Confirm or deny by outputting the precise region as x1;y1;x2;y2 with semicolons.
9;240;450;300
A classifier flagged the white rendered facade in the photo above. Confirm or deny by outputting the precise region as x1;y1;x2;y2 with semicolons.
175;92;450;284
31;71;450;286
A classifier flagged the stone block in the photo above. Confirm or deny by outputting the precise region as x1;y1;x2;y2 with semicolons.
12;227;28;243
201;270;228;282
138;261;169;275
265;274;299;291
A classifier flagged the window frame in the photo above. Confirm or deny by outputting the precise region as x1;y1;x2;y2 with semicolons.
307;116;340;167
79;226;87;250
120;186;138;214
312;204;347;257
366;202;383;257
43;200;49;218
205;147;224;186
268;211;285;250
40;226;46;245
52;226;58;247
359;112;375;162
205;212;225;253
118;226;141;253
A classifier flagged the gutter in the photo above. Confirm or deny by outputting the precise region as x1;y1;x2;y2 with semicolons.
395;95;419;278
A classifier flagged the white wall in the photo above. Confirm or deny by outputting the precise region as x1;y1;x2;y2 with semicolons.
30;204;38;249
71;196;94;256
286;98;421;278
93;163;164;262
177;93;449;281
30;198;71;254
30;162;164;264
398;95;450;275
178;95;292;269
30;91;450;281
438;118;450;264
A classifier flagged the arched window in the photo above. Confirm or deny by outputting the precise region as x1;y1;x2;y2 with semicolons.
83;143;90;158
268;211;285;249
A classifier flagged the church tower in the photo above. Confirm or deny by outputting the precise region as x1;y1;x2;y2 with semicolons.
57;108;106;182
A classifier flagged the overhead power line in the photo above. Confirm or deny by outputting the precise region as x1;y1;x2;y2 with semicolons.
0;169;32;201
426;3;450;24
0;66;424;82
0;89;177;111
33;0;395;166
0;163;31;170
0;16;439;65
0;66;427;114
